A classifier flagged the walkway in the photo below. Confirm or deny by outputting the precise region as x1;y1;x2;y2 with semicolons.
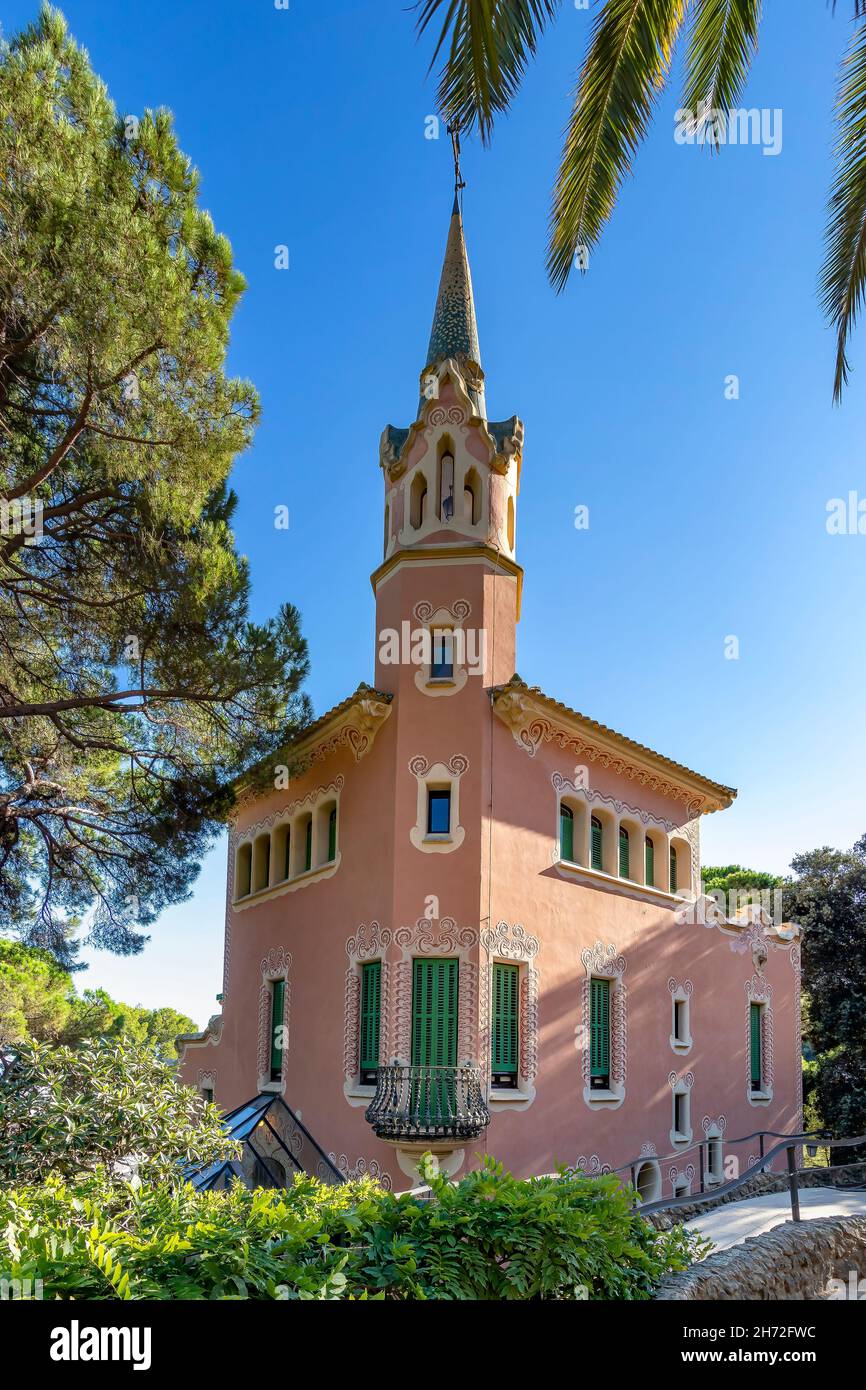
685;1186;866;1254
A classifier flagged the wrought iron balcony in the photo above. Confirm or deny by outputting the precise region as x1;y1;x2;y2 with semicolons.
365;1063;491;1143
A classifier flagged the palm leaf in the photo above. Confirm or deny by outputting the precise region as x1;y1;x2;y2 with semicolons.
415;0;562;142
547;0;687;292
682;0;762;144
821;17;866;401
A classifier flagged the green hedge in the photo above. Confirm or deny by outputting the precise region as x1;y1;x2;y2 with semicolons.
0;1158;705;1300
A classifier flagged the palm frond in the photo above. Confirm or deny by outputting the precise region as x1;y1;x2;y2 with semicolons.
415;0;562;142
821;17;866;401
547;0;687;291
682;0;762;145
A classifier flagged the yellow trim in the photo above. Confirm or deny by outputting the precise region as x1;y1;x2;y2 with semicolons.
371;545;523;619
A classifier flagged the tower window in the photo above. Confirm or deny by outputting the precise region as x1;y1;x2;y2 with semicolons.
427;788;451;835
590;816;603;872
644;835;655;886
560;803;574;862
618;826;630;879
431;630;454;679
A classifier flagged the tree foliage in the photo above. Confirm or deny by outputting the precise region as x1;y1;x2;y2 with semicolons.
417;0;866;398
0;1040;234;1185
783;835;866;1145
0;6;310;962
0;939;195;1057
0;1156;704;1300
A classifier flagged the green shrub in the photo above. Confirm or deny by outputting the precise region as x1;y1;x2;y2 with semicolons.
0;1040;237;1186
0;1158;704;1300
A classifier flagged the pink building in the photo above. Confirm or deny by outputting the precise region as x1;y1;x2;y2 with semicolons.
179;196;802;1198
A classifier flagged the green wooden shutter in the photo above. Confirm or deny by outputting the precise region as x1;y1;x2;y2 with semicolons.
411;958;458;1067
328;807;337;861
619;826;630;878
591;817;603;871
750;1002;762;1090
304;817;312;871
590;977;610;1079
560;806;574;862
669;846;678;893
491;963;519;1075
360;961;381;1077
270;978;285;1081
645;836;654;886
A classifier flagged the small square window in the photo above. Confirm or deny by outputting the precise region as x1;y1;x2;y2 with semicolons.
427;788;451;835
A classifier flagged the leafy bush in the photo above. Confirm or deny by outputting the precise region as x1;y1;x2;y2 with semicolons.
0;1159;704;1301
0;1040;236;1185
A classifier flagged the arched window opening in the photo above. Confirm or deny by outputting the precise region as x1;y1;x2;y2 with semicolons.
670;846;678;894
618;826;630;879
464;466;481;526
236;842;252;899
410;471;427;529
644;834;655;887
252;834;271;893
590;816;603;872
439;448;455;521
560;803;574;862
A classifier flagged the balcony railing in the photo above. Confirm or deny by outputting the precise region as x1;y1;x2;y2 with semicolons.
365;1063;491;1143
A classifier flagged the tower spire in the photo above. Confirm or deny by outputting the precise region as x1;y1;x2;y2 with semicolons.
422;130;486;418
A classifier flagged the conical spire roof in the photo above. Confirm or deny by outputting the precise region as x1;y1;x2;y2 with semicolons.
425;193;482;369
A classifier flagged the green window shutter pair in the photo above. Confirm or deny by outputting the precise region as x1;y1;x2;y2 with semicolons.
411;958;458;1067
560;805;574;861
590;977;611;1079
619;827;630;879
328;807;337;862
750;1002;763;1090
269;978;285;1081
590;817;603;871
645;836;654;886
491;962;519;1075
359;960;381;1076
669;847;678;893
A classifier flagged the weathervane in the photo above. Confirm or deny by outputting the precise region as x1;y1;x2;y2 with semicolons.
448;123;466;206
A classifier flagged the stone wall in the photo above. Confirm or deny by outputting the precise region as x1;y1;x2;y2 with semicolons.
655;1215;866;1300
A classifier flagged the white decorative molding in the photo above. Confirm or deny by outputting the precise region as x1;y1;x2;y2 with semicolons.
391;917;478;1065
552;771;677;834
578;940;627;1110
408;754;468;854
479;921;540;1109
328;1153;394;1190
256;947;292;1094
343;920;393;1108
494;687;718;818
412;600;473;698
575;1154;612;1176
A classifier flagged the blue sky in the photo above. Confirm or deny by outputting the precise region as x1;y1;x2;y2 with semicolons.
8;1;866;1028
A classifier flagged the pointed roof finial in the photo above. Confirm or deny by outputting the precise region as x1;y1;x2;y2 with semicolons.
450;123;466;213
422;127;485;417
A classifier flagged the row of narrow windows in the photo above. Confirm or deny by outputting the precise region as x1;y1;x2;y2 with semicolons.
265;967;766;1138
407;452;481;532
560;804;685;893
235;803;338;899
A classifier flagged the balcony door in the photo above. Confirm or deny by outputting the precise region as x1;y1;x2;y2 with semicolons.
411;958;458;1122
